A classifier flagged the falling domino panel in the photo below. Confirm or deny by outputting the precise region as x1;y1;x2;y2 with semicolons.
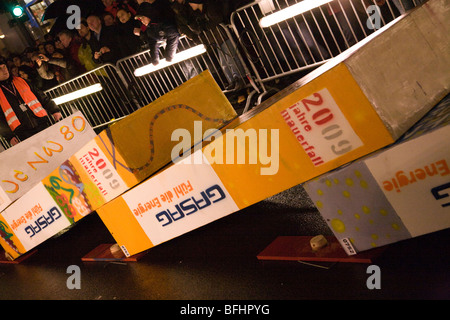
0;71;237;260
304;95;450;254
97;1;450;258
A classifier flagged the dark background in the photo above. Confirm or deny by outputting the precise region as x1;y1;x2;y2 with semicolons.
1;184;448;303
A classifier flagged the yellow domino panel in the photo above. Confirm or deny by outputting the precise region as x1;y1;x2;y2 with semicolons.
100;70;237;184
96;193;154;256
95;132;140;188
206;63;394;208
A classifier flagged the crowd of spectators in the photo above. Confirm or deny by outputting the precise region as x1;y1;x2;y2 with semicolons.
0;0;250;93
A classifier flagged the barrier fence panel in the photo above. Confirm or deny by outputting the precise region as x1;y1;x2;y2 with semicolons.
230;0;426;86
195;23;259;93
1;0;428;151
117;24;260;109
116;40;199;107
1;25;257;150
0;136;9;151
43;64;139;132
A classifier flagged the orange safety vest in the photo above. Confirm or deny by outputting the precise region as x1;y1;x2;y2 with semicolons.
0;77;48;131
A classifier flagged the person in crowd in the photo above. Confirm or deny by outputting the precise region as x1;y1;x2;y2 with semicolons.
19;57;34;69
57;29;86;76
24;50;57;90
170;0;202;41
37;43;47;56
54;38;65;51
44;41;65;59
32;52;70;84
22;47;36;61
10;66;19;78
392;0;425;14
77;19;102;71
11;54;22;68
116;8;143;57
187;0;247;91
0;57;61;146
44;33;54;42
18;65;43;90
325;0;369;48
5;58;15;69
102;12;117;26
86;14;123;64
134;0;180;65
103;0;137;17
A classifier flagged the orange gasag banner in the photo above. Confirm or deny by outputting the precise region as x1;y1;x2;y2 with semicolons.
97;1;450;257
0;71;237;260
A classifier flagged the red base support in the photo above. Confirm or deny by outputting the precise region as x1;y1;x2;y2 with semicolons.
81;244;148;262
257;236;384;264
0;249;37;264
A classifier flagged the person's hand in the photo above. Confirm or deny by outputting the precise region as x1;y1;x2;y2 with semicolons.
94;51;102;60
55;71;63;82
10;137;19;146
52;112;62;121
136;16;151;26
34;57;43;67
100;47;111;54
39;54;49;62
133;28;141;36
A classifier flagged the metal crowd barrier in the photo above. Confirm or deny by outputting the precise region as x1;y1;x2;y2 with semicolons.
230;0;427;102
1;0;428;151
43;63;140;132
195;23;260;96
0;136;9;150
116;38;195;107
1;24;259;150
117;24;260;109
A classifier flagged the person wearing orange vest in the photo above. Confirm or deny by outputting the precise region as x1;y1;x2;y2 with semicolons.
0;58;61;146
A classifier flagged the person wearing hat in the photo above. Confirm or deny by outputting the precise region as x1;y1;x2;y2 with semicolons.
0;58;62;146
135;0;180;65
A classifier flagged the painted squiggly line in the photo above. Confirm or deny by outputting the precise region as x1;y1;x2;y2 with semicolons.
100;104;229;174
